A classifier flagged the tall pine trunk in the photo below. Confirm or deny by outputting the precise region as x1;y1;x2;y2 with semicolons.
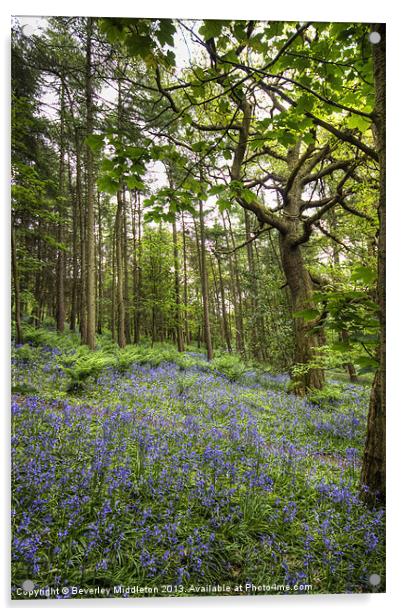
115;190;126;348
69;154;78;331
11;223;23;344
97;193;103;334
56;81;65;332
84;17;96;349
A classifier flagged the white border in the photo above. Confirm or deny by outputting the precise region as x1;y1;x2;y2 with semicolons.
2;2;402;615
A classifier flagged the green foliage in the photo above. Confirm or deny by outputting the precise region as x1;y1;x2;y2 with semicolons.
211;354;247;382
64;351;117;392
100;18;176;67
293;308;320;321
14;344;36;363
199;20;230;41
307;383;343;408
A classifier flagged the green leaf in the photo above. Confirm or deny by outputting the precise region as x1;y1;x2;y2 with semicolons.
192;141;209;153
97;176;119;195
347;114;371;132
126;33;153;59
293;308;320;321
126;176;145;191
331;341;351;352
100;158;117;173
217;198;232;213
351;265;377;284
199;20;228;40
209;185;226;196
155;19;176;47
296;94;315;113
86;134;105;152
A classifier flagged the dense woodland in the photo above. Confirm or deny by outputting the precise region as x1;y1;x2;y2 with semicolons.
11;18;385;591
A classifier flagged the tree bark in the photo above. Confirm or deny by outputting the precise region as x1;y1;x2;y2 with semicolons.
97;192;103;334
181;212;190;345
216;251;232;352
280;234;325;395
122;189;131;344
111;226;116;341
224;212;245;355
361;23;386;506
115;190;126;348
172;214;185;352
11;223;23;344
244;210;262;360
75;128;86;342
84;17;96;349
198;199;213;361
69;153;78;331
56;81;65;333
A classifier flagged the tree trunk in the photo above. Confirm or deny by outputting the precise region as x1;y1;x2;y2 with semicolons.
172;215;185;352
280;235;325;395
216;253;232;352
115;190;126;348
56;81;65;333
69;153;78;331
198;200;213;361
181;212;190;345
244;210;262;360
97;192;103;334
11;223;23;344
340;329;358;382
361;23;386;506
135;193;142;343
84;17;96;349
75;129;86;342
223;212;245;355
111;226;116;341
33;239;42;327
122;189;131;344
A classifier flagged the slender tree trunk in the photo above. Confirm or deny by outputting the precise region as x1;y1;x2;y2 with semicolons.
115;190;126;348
129;190;138;342
111;226;116;341
223;212;245;355
210;256;222;346
172;215;185;352
97;192;103;334
69;154;78;331
56;81;65;333
216;253;232;352
84;17;96;349
11;223;23;344
361;23;386;506
33;239;42;327
135;194;143;343
122;190;131;344
181;212;190;345
75;129;86;342
198;199;213;361
244;210;262;360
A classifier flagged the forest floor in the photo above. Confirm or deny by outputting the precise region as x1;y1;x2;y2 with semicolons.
11;330;385;598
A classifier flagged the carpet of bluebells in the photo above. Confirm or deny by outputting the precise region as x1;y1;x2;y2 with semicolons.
11;338;385;598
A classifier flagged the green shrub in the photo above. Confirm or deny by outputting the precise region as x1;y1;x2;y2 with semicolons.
307;383;343;407
211;354;247;381
64;351;117;392
14;344;37;363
